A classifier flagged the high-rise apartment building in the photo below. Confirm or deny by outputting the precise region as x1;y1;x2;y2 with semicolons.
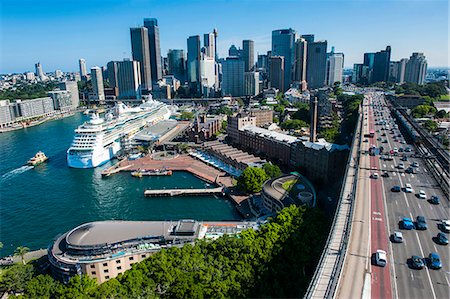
272;29;297;91
244;72;260;96
293;38;307;86
306;41;328;89
143;18;163;83
79;59;87;81
167;49;186;83
35;62;45;80
130;27;152;91
200;55;216;96
221;57;245;96
90;67;105;101
269;56;285;91
58;81;80;109
242;40;255;72
326;50;344;86
389;58;407;83
405;53;427;85
187;35;202;94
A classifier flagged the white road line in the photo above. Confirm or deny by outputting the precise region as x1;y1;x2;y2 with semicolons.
414;232;437;299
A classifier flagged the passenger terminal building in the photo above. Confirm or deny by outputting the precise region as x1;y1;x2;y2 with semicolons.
48;220;258;283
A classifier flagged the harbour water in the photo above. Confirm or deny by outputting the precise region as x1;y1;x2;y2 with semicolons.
0;113;240;256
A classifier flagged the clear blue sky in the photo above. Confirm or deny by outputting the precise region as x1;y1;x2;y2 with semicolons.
0;0;448;73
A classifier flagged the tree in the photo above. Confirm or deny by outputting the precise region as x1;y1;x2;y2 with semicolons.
0;263;33;293
26;275;60;298
424;120;438;132
217;106;233;116
237;167;269;193
263;163;282;178
14;246;30;264
412;105;436;118
179;111;194;120
280;119;308;130
436;110;448;119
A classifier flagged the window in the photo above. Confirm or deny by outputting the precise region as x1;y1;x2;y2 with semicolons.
117;266;122;270
103;263;107;266
116;260;121;264
129;257;134;261
103;269;109;273
91;271;96;275
105;275;110;279
141;254;146;258
90;265;95;269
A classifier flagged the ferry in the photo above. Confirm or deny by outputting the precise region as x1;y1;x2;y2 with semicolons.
27;151;48;166
131;169;173;177
67;98;171;168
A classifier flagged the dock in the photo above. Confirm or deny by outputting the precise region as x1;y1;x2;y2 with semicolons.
144;186;224;197
101;164;132;177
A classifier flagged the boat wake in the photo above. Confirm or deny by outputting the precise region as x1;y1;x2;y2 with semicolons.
1;165;34;181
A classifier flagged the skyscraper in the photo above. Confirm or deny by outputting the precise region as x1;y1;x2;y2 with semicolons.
203;32;215;58
244;71;260;96
228;45;241;58
242;40;255;72
213;28;219;61
371;46;391;83
187;35;201;93
389;58;407;83
306;41;328;89
107;61;119;90
79;59;87;80
90;67;105;101
35;62;45;80
272;29;297;91
301;34;315;44
221;57;245;96
326;50;344;86
269;56;284;91
143;18;163;83
130;27;152;91
405;53;427;85
293;38;307;86
116;59;142;99
167;49;186;83
200;54;216;96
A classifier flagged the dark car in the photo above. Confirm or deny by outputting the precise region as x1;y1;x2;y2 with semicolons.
382;172;389;177
428;253;442;269
401;218;414;230
416;216;427;230
405;167;415;174
435;233;449;245
430;195;440;205
391;185;401;192
410;255;425;270
401;156;408;161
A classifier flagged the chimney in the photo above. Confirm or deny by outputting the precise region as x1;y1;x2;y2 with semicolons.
310;96;318;142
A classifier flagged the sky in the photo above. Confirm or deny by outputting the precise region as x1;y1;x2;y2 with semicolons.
0;0;448;74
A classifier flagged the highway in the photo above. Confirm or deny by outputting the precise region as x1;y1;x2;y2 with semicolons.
370;92;450;299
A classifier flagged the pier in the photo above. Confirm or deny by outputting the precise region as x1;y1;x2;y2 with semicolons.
144;186;224;197
101;164;132;176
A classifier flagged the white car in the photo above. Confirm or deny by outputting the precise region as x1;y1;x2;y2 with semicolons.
404;183;414;193
412;162;419;168
371;172;379;179
398;163;405;169
441;220;450;233
374;249;387;267
418;190;426;199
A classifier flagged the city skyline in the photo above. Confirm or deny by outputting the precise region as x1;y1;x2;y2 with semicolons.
1;0;448;73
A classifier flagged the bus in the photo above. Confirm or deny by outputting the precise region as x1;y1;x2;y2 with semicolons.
365;129;375;138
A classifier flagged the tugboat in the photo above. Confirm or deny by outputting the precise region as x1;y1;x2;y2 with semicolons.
27;151;48;166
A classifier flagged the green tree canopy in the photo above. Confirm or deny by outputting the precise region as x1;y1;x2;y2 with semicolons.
179;111;195;120
423;120;438;132
412;105;436;118
262;163;282;178
280;119;308;130
237;166;269;193
15;246;30;265
436;110;448;119
0;263;33;294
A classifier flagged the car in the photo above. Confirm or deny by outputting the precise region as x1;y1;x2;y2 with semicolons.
428;253;442;269
416;216;427;230
418;190;426;199
405;167;415;174
391;185;401;192
364;138;368;142
377;137;382;141
430;195;440;205
404;183;414;193
405;147;412;152
412;162;419;168
385;155;394;161
399;148;404;152
440;220;450;233
382;139;388;143
371;172;379;179
382;133;386;136
401;156;408;161
401;218;414;230
391;231;404;243
398;163;405;169
374;249;387;267
382;172;389;177
435;232;449;245
410;255;425;270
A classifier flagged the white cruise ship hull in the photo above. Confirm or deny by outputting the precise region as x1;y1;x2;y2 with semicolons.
67;142;121;168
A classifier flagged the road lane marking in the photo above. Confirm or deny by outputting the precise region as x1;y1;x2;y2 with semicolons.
414;232;437;299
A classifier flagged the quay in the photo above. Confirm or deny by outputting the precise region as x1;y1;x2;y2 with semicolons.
144;186;224;197
101;164;132;176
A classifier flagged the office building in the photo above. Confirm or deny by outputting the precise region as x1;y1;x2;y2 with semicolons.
306;41;328;89
272;29;297;91
90;67;105;101
79;59;88;80
116;59;142;99
242;40;255;72
203;32;215;58
58;81;80;109
257;54;268;70
371;46;391;83
130;27;152;91
200;55;216;96
301;34;315;44
269;56;284;91
228;45;242;58
248;108;273;126
167;49;186;83
187;35;201;94
326;50;344;86
221;57;245;96
405;53;427;85
244;71;260;96
389;58;407;83
107;61;119;91
35;62;45;80
293;38;308;88
48;91;72;112
143;18;163;83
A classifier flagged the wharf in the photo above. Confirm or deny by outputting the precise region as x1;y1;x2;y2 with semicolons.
101;164;132;176
144;186;224;197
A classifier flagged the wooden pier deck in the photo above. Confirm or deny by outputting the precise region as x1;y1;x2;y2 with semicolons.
144;187;224;197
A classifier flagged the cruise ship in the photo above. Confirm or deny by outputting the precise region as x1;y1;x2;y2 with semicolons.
67;99;171;168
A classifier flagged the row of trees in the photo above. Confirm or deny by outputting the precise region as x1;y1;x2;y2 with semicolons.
394;81;447;99
1;206;329;299
0;82;56;100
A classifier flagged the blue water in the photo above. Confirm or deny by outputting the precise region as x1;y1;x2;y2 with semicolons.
0;113;240;256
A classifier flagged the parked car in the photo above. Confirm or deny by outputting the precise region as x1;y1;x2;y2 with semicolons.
398;163;405;169
430;195;440;205
410;255;425;270
391;185;401;192
401;156;408;161
401;218;414;230
412;162;419;168
418;190;426;199
435;233;449;245
416;216;427;230
428;253;442;269
405;147;412;152
374;250;387;267
391;231;404;243
405;167;415;174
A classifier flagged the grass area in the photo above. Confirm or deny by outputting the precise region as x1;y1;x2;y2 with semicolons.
438;94;450;101
281;179;296;191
